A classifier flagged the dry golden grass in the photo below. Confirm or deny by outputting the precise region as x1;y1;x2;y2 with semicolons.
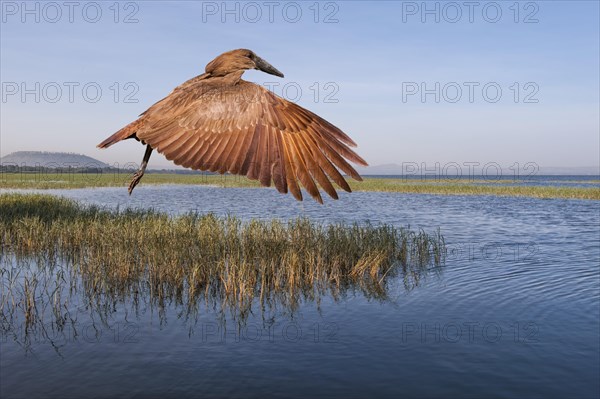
1;193;445;333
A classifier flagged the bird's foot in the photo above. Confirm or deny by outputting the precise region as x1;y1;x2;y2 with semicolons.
128;170;144;195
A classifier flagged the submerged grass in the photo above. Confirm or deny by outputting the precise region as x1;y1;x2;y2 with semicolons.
1;172;598;200
0;193;445;329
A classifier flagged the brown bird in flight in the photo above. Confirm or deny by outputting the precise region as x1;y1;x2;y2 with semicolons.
97;49;368;203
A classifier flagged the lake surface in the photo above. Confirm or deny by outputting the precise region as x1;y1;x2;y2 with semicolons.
1;186;599;398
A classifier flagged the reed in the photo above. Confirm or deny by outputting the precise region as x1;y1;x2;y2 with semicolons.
1;172;598;200
0;193;445;331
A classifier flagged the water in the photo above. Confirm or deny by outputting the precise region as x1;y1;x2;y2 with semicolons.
1;186;599;398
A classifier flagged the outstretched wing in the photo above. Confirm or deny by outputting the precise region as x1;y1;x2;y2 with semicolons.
136;80;368;203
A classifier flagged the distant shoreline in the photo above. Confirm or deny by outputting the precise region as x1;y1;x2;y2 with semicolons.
1;173;598;200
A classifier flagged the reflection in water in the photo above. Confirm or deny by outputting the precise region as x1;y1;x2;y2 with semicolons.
1;256;444;355
0;194;445;354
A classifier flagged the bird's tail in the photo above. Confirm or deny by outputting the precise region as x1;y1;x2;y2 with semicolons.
97;119;143;149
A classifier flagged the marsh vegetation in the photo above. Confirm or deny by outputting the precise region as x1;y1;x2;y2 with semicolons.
0;193;445;349
1;172;598;199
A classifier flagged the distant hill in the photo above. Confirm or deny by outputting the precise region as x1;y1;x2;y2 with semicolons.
0;151;109;168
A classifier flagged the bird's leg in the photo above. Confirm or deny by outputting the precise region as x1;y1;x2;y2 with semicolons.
128;145;153;195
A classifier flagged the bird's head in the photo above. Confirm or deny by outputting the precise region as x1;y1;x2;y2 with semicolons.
205;49;284;78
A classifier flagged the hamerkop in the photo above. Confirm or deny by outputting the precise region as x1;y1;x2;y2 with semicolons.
97;49;368;203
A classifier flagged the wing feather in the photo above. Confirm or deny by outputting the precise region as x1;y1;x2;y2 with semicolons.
158;130;198;164
240;124;261;177
285;134;322;203
258;124;272;186
280;135;302;201
228;126;255;175
195;134;225;171
135;79;367;202
270;126;287;193
176;132;204;168
216;130;243;174
205;131;234;172
302;130;351;192
296;134;339;199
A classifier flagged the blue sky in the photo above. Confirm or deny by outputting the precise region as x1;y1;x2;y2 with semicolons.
1;1;599;170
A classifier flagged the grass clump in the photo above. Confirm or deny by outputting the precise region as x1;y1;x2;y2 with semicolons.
0;193;445;326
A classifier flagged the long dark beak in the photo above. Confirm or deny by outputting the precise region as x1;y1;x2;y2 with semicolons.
254;56;284;78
